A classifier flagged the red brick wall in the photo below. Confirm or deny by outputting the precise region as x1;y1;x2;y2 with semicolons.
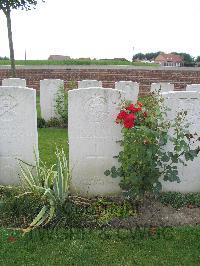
1;66;200;96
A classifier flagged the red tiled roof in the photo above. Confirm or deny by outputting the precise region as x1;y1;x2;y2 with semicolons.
155;53;183;63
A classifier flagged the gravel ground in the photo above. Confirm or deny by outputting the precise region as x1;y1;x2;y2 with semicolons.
109;198;200;228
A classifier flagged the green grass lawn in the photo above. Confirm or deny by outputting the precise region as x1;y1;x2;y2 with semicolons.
37;92;68;167
38;128;68;167
0;227;199;265
36;94;41;118
0;59;158;67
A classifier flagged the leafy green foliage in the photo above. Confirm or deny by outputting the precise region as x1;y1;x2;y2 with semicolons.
172;52;194;63
19;148;70;233
54;81;77;128
54;85;68;128
0;0;44;12
105;94;199;199
158;192;200;208
132;51;162;61
46;117;62;128
92;198;135;225
37;117;46;128
0;56;9;60
0;189;46;227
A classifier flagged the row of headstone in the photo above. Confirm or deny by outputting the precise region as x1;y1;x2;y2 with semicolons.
40;79;140;121
0;78;199;195
1;78;200;95
0;78;189;123
69;87;200;196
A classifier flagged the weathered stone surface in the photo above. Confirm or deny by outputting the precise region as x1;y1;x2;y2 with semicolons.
115;81;139;103
68;88;124;196
151;82;174;93
186;84;200;91
161;91;200;192
40;79;64;121
0;86;38;185
78;80;102;88
2;78;26;87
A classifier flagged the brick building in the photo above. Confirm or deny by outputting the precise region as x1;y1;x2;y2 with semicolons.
155;53;184;67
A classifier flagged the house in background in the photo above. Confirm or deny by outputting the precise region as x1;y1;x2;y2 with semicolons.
154;53;184;67
48;55;71;60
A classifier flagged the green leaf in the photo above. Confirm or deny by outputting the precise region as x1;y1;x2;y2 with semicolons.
104;170;111;176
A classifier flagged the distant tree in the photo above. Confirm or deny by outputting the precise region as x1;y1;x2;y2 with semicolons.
132;53;146;61
0;0;45;77
172;52;194;63
133;51;163;61
145;51;162;61
195;56;200;62
0;56;9;60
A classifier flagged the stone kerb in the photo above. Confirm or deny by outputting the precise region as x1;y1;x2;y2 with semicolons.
78;80;102;88
68;87;124;196
186;84;200;91
40;79;64;121
115;81;139;103
0;86;38;185
2;78;26;87
161;91;200;192
151;82;174;93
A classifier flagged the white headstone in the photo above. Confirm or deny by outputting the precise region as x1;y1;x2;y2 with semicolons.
2;78;26;87
115;81;139;103
68;87;124;197
161;91;200;192
0;86;38;185
78;80;102;88
151;82;174;93
40;79;64;121
186;84;200;92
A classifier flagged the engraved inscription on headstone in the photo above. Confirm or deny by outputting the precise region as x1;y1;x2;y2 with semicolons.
0;95;17;122
0;86;38;185
84;96;109;122
68;88;124;196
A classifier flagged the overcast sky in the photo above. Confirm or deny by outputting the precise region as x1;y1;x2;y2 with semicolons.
0;0;200;60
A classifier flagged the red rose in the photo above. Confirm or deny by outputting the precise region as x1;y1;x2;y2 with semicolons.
126;104;135;112
116;110;128;120
136;107;142;112
124;119;134;128
123;113;136;128
125;113;136;121
126;104;142;113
